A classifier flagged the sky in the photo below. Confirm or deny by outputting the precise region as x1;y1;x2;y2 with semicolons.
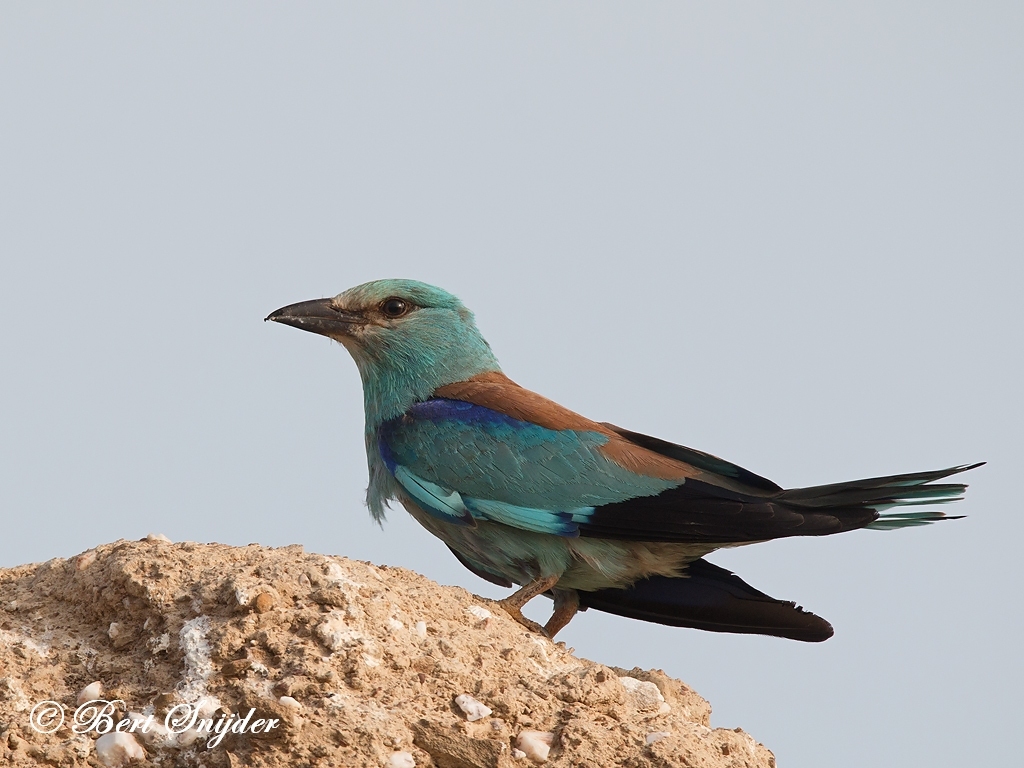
1;4;1021;766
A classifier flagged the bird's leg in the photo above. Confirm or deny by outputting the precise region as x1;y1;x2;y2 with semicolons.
497;575;561;636
544;588;580;639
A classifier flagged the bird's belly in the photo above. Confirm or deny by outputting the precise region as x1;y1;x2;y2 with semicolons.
398;495;717;592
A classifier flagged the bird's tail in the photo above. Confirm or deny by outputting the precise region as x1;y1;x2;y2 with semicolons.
577;558;834;642
778;462;983;531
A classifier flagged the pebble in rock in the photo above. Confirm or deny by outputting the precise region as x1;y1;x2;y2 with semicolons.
516;730;555;764
385;751;416;768
76;550;97;570
95;732;145;767
454;694;492;722
76;681;103;706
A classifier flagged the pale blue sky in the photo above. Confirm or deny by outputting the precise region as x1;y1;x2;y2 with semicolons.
1;4;1021;766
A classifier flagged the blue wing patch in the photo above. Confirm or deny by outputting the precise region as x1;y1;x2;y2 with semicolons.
378;398;677;536
392;466;475;526
463;498;586;536
390;461;588;535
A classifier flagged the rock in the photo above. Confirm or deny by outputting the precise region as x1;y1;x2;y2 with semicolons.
253;591;276;614
516;730;555;764
76;681;103;706
386;751;417;768
278;695;302;710
0;540;776;767
619;675;672;713
94;732;145;766
221;658;253;678
454;693;493;721
413;719;511;768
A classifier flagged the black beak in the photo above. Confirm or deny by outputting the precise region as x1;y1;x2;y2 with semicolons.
265;298;362;338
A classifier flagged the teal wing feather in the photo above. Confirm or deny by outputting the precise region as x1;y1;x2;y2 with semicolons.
377;398;678;536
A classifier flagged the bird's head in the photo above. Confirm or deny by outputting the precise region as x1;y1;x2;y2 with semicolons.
267;279;500;424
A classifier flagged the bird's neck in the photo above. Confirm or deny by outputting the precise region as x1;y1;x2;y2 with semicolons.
356;353;501;431
357;351;500;522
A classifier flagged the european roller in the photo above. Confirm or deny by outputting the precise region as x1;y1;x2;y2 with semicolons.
267;279;979;641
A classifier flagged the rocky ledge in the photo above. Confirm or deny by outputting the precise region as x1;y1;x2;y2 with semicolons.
0;539;774;768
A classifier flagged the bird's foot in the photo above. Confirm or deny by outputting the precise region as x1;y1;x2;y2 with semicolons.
544;588;580;639
496;599;550;637
495;574;561;638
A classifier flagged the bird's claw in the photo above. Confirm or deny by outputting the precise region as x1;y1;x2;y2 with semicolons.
496;599;551;638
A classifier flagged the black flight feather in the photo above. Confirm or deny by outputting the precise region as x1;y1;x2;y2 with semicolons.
575;558;834;642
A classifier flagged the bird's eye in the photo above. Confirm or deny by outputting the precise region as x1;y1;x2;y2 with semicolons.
380;298;410;318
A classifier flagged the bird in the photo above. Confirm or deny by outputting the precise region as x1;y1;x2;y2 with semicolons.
266;278;980;642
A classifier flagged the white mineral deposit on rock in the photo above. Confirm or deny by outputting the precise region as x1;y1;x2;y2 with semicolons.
646;731;671;745
516;730;555;764
148;631;171;654
279;695;302;710
325;561;362;589
166;697;220;749
66;734;92;760
145;533;172;543
528;636;550;663
316;612;368;651
466;605;492;621
454;693;492;721
107;622;121;641
413;620;427;638
178;617;215;702
95;732;145;767
619;675;671;713
76;681;103;706
385;751;416;768
126;712;174;748
174;727;202;748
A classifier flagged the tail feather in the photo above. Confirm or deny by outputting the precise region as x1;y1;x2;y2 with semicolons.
576;558;834;642
784;482;968;508
778;462;982;531
781;463;982;501
866;510;966;530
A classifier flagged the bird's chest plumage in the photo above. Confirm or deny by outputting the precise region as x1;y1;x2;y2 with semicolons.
364;426;576;583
